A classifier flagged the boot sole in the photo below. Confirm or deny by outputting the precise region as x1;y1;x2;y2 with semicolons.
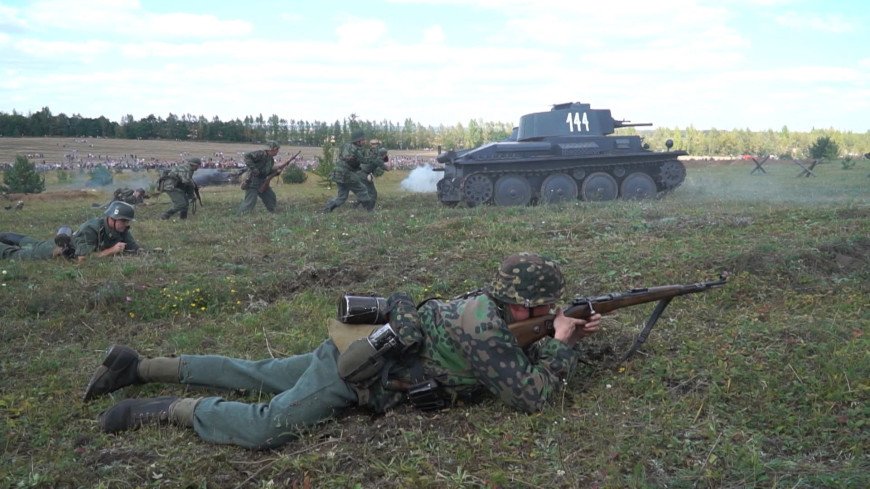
82;345;138;402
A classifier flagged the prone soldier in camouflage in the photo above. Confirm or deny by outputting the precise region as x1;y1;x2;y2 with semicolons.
323;130;374;212
160;158;201;220
238;141;280;214
82;253;601;449
94;187;147;209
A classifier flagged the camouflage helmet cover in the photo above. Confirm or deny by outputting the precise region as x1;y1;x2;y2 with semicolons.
105;201;136;221
488;252;564;306
266;140;280;150
186;157;202;165
350;130;365;143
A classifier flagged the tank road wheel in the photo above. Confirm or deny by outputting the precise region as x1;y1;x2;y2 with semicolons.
540;173;578;204
619;172;657;200
580;172;618;201
461;173;493;207
657;160;686;191
493;175;532;206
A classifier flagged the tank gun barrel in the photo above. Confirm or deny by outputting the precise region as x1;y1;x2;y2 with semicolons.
614;120;653;128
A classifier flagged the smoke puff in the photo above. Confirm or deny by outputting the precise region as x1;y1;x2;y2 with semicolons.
400;165;440;193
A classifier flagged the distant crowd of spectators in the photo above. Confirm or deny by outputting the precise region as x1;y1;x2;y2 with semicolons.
0;149;436;173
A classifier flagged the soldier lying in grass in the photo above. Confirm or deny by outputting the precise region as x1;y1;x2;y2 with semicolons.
1;201;141;262
83;252;601;449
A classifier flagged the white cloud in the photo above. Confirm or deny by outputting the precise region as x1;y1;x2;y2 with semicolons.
422;25;444;44
774;12;855;33
335;18;388;45
0;4;28;33
25;0;251;39
15;39;113;60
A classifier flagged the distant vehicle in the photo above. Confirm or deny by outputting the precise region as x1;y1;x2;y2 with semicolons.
434;102;687;206
193;169;242;187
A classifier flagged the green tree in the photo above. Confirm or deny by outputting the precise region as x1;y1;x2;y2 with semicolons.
311;139;336;188
4;155;45;193
808;135;840;160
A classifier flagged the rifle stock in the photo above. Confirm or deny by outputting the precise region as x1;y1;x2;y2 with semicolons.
508;275;728;348
258;150;302;192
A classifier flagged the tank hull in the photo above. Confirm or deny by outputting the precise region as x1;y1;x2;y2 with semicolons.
436;148;687;206
435;102;688;207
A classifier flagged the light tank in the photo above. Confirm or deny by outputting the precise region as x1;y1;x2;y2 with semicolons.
434;102;687;206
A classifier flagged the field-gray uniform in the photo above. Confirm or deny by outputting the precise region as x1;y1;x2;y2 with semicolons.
0;234;71;261
238;142;279;214
73;203;140;258
83;253;578;450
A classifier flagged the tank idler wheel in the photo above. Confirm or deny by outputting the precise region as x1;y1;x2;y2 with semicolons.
493;175;532;206
620;172;657;200
461;173;494;207
540;173;578;204
580;172;618;201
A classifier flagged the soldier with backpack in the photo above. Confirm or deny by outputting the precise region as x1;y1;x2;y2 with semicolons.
157;158;201;220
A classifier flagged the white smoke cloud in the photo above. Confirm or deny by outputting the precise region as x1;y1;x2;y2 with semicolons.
400;164;441;193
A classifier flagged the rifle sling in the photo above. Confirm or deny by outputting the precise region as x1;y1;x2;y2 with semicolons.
616;297;673;366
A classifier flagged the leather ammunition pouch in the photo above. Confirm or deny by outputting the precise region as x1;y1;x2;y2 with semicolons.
407;379;446;411
337;323;401;385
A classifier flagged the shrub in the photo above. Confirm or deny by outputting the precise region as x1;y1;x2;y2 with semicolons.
840;157;856;170
281;166;308;184
3;155;45;193
808;136;839;160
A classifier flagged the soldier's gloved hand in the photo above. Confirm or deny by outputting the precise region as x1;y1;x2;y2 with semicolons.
367;173;374;182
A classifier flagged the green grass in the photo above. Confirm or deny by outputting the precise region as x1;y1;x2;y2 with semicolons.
1;159;868;488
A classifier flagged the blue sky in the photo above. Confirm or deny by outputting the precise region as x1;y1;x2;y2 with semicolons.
0;0;867;132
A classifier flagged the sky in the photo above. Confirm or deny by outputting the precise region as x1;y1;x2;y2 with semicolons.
0;0;867;133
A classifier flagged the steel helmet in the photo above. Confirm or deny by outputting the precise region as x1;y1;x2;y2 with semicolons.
350;130;366;143
488;253;564;306
105;201;135;221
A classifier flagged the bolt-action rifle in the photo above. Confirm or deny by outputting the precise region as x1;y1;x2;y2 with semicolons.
258;150;302;193
508;274;729;363
190;183;203;214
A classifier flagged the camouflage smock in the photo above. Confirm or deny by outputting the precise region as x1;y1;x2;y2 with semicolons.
361;146;387;177
72;217;140;257
359;293;579;413
161;162;197;192
113;187;145;205
242;150;275;189
331;143;372;184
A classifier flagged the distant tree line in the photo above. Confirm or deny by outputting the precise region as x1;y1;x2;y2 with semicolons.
1;107;867;158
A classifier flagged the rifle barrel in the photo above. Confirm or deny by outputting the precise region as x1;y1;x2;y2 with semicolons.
507;276;727;347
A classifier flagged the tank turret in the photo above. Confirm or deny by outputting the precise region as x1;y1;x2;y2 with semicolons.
435;102;687;206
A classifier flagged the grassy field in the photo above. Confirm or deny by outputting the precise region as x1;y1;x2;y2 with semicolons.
1;148;868;488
